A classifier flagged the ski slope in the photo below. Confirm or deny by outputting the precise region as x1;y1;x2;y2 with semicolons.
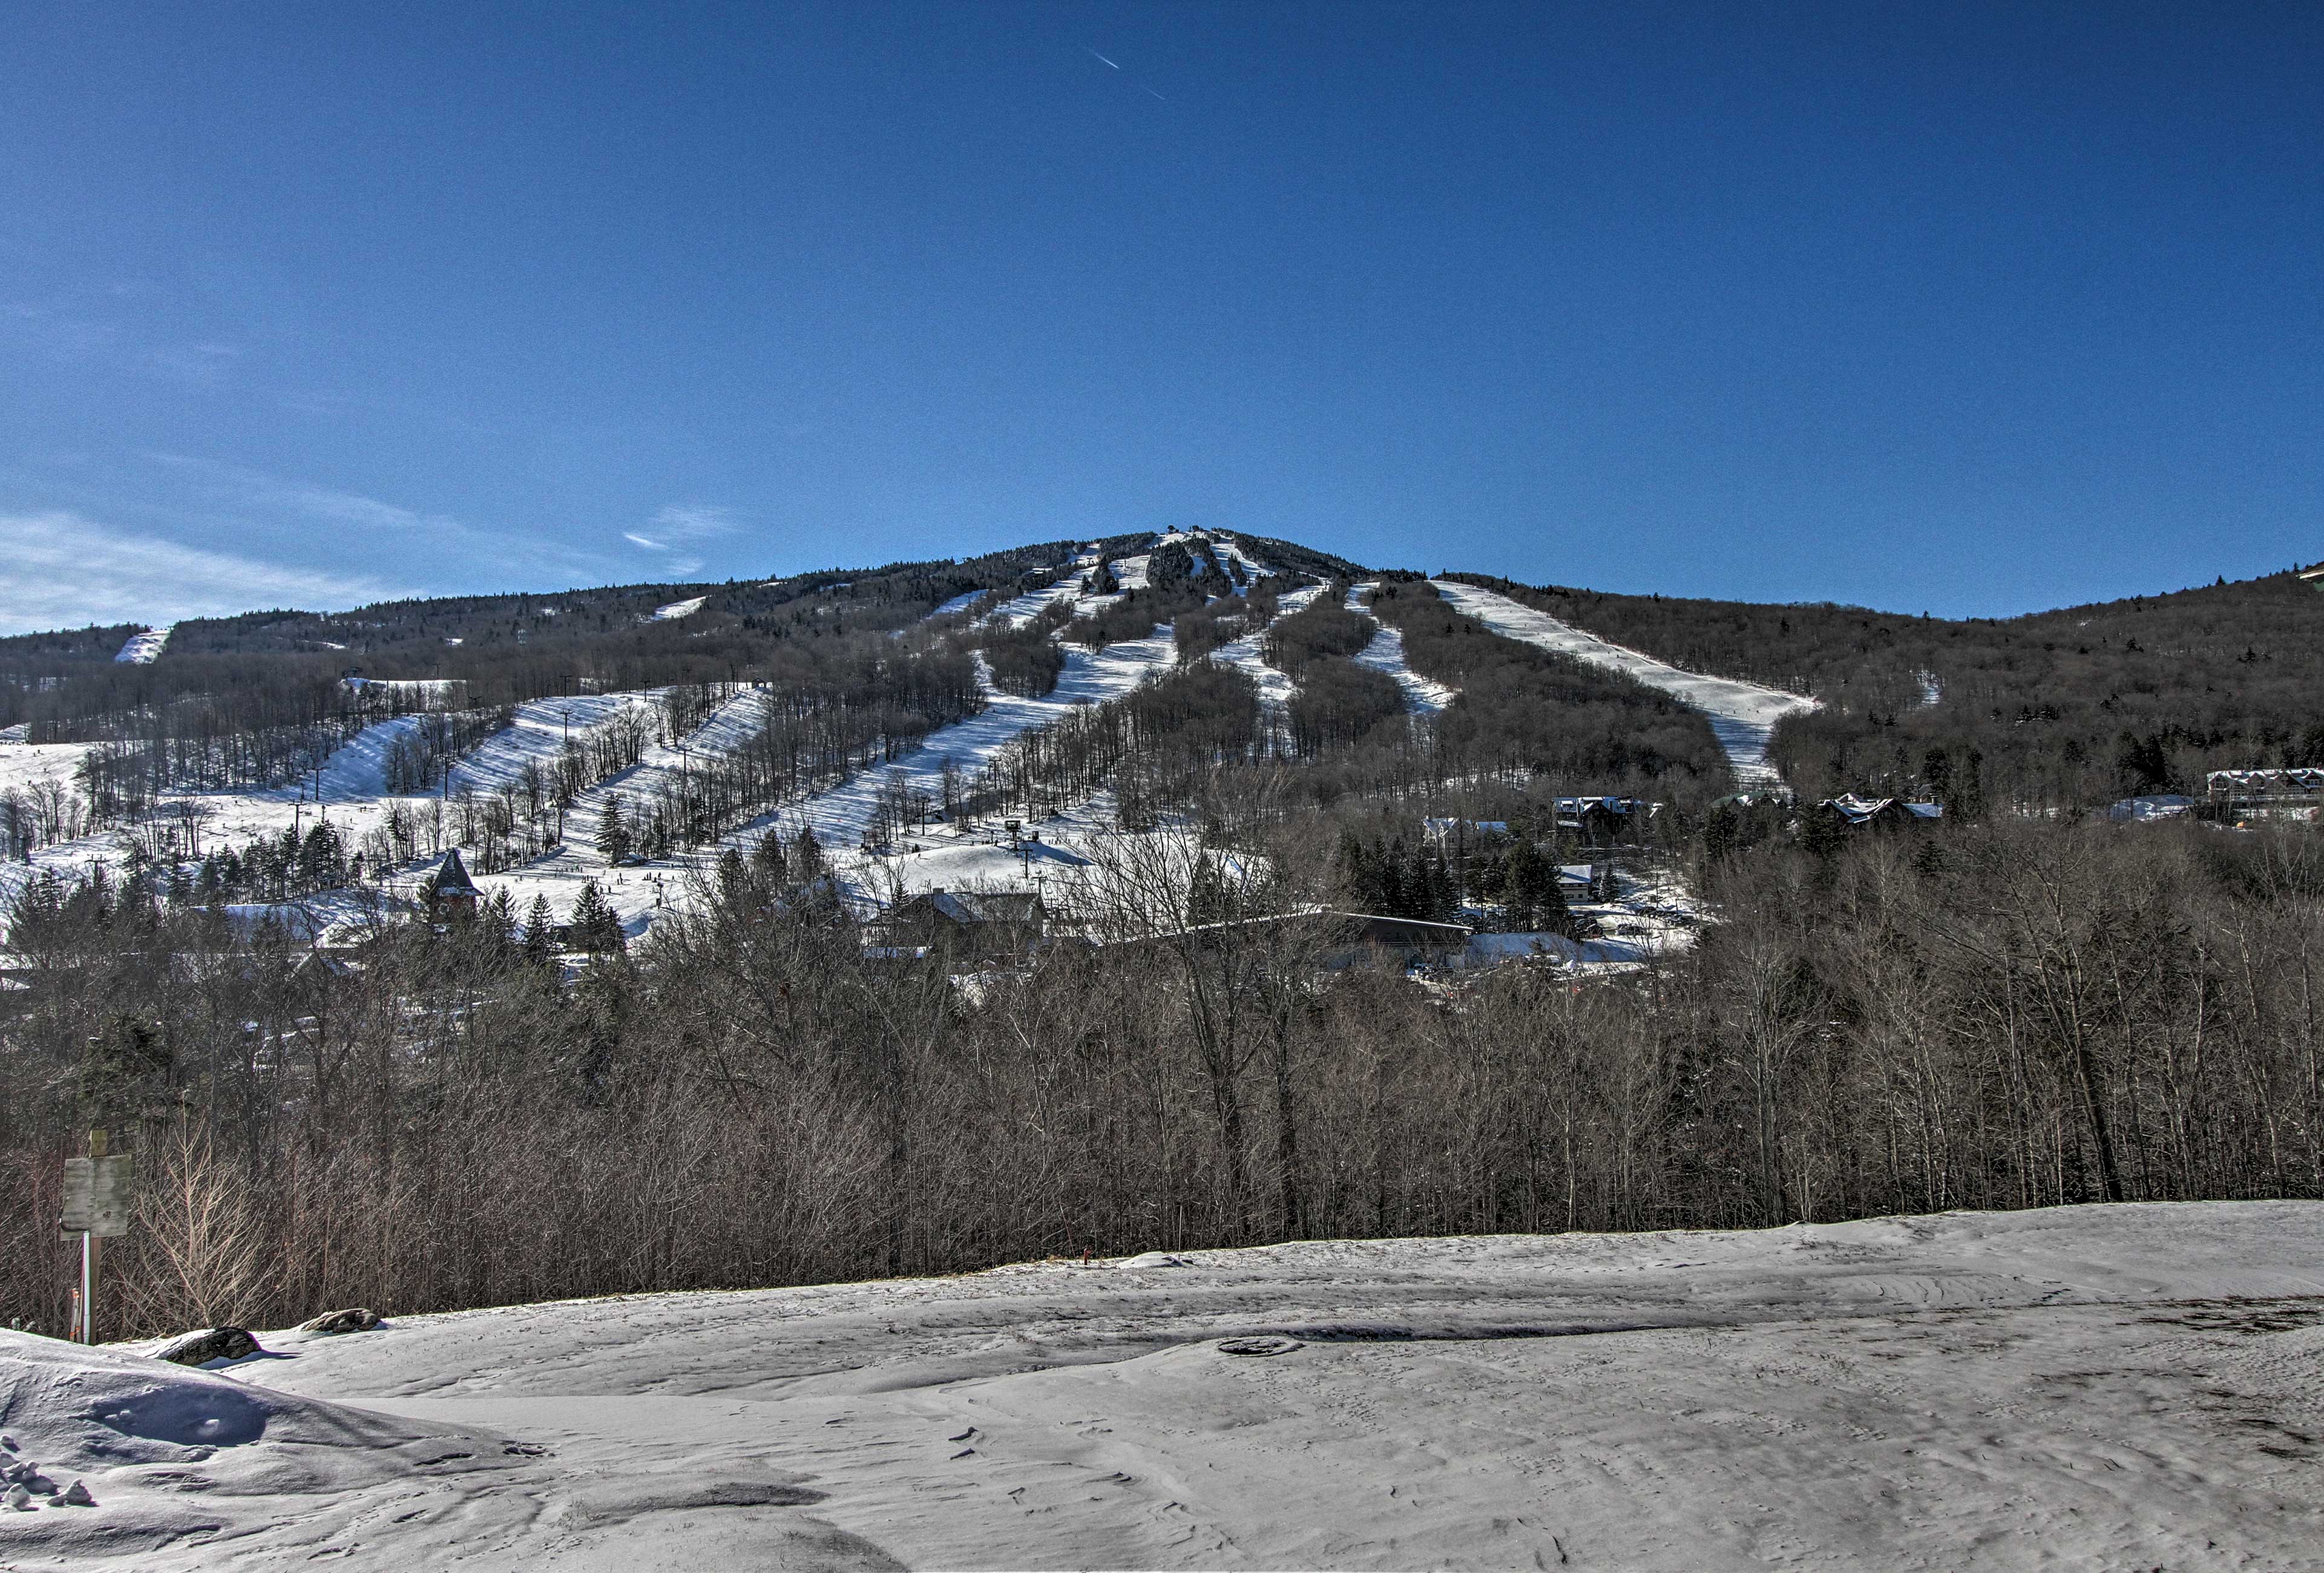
1206;583;1327;708
113;626;171;663
8;1201;2321;1571
469;686;773;931
1346;583;1456;715
790;626;1181;904
1432;581;1816;786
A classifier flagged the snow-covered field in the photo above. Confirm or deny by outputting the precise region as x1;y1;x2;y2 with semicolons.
1432;582;1815;786
5;1203;2321;1571
0;743;93;801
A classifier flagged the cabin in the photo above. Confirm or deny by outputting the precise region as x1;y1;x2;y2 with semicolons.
867;889;1048;961
1557;863;1617;903
1554;796;1652;846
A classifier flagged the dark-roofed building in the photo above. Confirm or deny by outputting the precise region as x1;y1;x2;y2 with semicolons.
1814;794;1943;833
1554;796;1654;846
868;888;1048;961
427;849;481;921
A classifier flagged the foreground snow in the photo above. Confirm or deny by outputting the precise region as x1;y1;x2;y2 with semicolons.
5;1203;2321;1571
1432;582;1815;786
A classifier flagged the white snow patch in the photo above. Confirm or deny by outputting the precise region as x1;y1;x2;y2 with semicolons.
113;626;171;663
1433;582;1816;787
652;596;707;621
1207;583;1328;709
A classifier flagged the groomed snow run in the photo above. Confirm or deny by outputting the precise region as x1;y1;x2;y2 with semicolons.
7;1202;2322;1571
652;596;707;621
1346;583;1455;715
792;625;1181;903
113;626;171;663
1431;582;1816;787
1207;583;1327;708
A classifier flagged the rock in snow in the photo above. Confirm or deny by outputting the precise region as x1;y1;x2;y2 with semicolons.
148;1327;258;1367
5;1201;2324;1569
298;1307;383;1336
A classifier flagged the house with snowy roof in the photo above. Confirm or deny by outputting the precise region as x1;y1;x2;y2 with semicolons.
868;888;1048;961
1814;794;1943;832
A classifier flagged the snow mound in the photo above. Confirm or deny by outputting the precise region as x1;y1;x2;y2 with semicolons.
0;1331;519;1565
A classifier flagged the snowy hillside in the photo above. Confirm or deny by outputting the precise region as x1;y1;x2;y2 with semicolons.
5;1203;2320;1570
1433;581;1816;786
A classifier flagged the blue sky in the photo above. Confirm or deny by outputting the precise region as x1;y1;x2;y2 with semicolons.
2;2;2318;633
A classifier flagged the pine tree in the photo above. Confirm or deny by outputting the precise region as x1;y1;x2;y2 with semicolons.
523;893;559;967
792;824;824;881
569;879;624;954
298;820;344;892
1336;829;1376;911
595;794;632;865
752;826;789;884
716;847;747;904
479;887;519;958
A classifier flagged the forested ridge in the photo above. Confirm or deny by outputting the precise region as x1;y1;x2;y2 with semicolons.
1447;566;2324;808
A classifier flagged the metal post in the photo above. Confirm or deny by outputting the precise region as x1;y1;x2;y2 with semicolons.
80;1126;105;1344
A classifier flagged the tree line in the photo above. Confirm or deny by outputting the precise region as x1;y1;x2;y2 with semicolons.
4;807;2317;1339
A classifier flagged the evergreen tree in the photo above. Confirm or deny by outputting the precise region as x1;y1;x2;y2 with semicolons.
478;887;519;959
716;846;748;904
568;879;625;954
752;826;788;884
792;824;824;881
1336;829;1377;911
595;794;633;865
522;893;559;968
298;819;345;892
1505;837;1570;933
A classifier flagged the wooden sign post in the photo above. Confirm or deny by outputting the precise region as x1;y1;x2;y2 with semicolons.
59;1129;133;1344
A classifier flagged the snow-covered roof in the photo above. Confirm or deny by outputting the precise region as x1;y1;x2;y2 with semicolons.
898;890;1044;925
1823;794;1943;826
2207;768;2324;795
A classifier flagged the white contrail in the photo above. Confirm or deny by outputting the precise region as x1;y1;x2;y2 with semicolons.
1086;48;1120;68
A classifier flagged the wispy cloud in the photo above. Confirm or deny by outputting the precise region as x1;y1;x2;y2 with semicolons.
622;505;735;580
145;453;459;533
648;504;738;542
0;511;395;635
2;299;246;387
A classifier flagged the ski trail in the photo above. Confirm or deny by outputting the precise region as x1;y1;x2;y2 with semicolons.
1346;583;1456;716
1431;581;1814;786
1208;583;1327;709
790;628;1181;902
